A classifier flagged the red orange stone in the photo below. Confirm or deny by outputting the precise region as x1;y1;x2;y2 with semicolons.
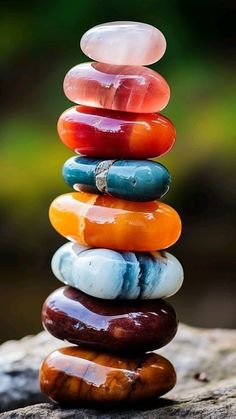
64;62;170;113
57;106;175;159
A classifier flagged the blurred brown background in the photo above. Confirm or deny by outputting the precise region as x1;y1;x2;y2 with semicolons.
0;0;235;343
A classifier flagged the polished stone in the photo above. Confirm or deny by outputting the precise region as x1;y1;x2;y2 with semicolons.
80;21;166;65
64;62;170;113
40;346;176;405
63;157;171;201
42;287;178;353
52;242;184;299
49;192;182;251
57;106;175;159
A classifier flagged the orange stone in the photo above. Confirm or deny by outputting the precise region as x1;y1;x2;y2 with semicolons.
40;346;176;405
49;192;182;251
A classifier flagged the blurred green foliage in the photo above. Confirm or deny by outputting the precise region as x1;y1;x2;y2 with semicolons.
1;0;235;213
0;0;235;341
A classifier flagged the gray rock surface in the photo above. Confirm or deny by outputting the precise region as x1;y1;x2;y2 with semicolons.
0;324;236;417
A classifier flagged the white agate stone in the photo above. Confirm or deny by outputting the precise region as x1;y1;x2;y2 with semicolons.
80;21;166;65
52;242;183;300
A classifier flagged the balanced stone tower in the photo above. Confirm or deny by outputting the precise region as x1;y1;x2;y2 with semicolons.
40;21;183;406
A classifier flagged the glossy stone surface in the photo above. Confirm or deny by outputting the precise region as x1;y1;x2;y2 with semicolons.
49;192;181;251
64;62;170;113
80;21;166;66
52;242;184;300
57;106;175;159
40;346;176;405
63;156;171;201
42;287;178;352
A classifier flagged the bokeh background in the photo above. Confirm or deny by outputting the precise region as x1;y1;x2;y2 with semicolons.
0;0;235;343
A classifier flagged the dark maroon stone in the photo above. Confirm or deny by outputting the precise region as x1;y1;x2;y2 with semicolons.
42;286;178;353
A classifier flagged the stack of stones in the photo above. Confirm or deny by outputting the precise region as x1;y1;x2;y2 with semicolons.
40;21;183;406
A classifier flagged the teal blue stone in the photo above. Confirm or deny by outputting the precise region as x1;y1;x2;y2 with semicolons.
62;157;99;194
62;156;171;201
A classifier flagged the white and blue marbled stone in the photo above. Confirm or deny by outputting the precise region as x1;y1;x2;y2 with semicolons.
62;156;171;202
51;242;184;300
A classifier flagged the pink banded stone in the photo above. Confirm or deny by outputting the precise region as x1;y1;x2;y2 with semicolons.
64;62;170;113
80;21;166;66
